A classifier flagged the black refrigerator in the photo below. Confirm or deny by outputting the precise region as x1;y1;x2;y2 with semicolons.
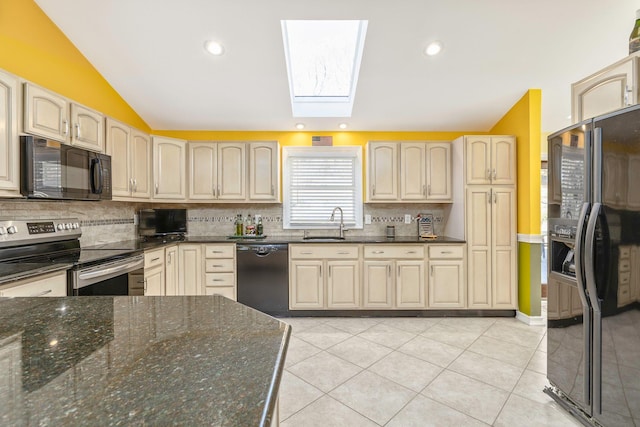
546;104;640;426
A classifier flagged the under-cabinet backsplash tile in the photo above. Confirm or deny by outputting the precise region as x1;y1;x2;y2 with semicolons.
0;200;451;244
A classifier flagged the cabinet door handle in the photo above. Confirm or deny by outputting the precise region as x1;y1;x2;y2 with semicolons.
486;168;491;180
212;279;224;282
626;85;633;105
151;257;160;262
337;251;350;255
62;119;69;136
431;265;434;276
32;289;53;297
406;251;417;254
328;266;331;278
217;186;221;197
372;185;376;196
133;179;137;192
155;183;159;194
372;250;385;254
211;250;224;253
167;253;172;265
487;191;491;204
423;185;426;196
441;250;453;254
319;265;322;277
212;264;224;267
387;264;391;277
492;168;497;180
129;178;134;192
300;251;313;255
75;123;81;139
427;184;431;196
494;191;497;203
271;185;275;196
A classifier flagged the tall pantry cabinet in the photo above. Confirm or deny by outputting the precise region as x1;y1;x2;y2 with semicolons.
446;136;517;309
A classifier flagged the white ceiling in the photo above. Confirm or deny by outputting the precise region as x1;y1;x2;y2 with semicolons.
35;0;637;133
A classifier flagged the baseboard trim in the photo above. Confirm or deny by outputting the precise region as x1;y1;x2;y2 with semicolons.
516;310;546;326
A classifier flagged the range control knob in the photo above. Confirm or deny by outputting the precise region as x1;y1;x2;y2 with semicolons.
72;223;79;229
57;224;65;231
0;227;6;235
65;223;71;230
7;225;17;234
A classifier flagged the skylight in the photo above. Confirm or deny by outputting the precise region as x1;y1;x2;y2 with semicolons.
281;20;368;117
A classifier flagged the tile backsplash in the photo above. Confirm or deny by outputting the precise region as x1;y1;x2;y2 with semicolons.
0;200;450;245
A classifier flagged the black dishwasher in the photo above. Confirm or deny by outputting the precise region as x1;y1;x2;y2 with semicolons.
236;244;289;316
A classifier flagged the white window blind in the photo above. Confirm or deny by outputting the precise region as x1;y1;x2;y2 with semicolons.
283;147;363;229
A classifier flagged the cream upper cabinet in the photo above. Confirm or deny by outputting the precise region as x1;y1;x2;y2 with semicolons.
0;69;19;196
466;186;516;309
217;142;246;200
153;136;186;200
249;141;279;201
426;143;452;201
70;103;104;152
106;118;151;200
400;143;426;200
188;142;217;200
572;54;639;123
130;130;152;198
367;142;398;201
23;83;70;143
106;118;131;198
465;136;516;185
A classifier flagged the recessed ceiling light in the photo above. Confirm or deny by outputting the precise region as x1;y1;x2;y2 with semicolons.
295;123;305;129
424;41;443;56
204;40;224;56
339;123;348;129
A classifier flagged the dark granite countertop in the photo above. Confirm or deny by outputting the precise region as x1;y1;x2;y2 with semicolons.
88;235;465;251
0;295;291;426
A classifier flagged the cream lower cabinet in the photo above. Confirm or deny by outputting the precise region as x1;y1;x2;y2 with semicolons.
178;244;203;295
363;245;426;309
0;271;67;297
466;186;517;309
0;69;20;197
144;248;165;296
165;245;178;296
203;244;236;300
289;245;360;310
428;245;465;308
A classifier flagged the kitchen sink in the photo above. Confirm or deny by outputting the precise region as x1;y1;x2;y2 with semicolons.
302;236;346;241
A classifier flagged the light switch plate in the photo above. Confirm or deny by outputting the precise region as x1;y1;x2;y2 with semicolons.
364;214;372;225
133;214;139;226
404;214;412;224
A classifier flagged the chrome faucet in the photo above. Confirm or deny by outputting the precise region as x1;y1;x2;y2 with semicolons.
330;207;346;238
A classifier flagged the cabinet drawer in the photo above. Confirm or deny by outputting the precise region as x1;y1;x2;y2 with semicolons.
619;259;631;272
204;286;235;299
0;271;67;297
619;271;631;285
620;246;631;259
363;245;424;259
290;244;359;259
205;258;235;273
428;245;464;259
204;245;235;258
205;272;235;287
144;248;164;269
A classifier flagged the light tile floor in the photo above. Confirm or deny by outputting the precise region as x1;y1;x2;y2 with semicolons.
278;312;582;426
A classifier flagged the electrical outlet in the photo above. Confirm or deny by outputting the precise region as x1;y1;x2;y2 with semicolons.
133;214;139;226
364;214;372;225
404;214;412;224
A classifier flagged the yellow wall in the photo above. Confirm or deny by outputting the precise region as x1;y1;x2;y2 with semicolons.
0;0;150;132
490;89;542;236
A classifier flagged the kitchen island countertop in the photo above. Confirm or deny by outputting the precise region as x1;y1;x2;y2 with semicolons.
0;295;290;426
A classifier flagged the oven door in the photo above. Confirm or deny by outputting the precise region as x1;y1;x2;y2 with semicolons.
72;254;144;296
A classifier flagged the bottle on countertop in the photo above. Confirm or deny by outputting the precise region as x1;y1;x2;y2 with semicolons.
235;214;243;236
245;214;255;235
630;9;640;54
256;215;263;236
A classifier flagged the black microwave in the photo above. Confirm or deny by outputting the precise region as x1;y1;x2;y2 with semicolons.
139;209;187;236
21;135;112;201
